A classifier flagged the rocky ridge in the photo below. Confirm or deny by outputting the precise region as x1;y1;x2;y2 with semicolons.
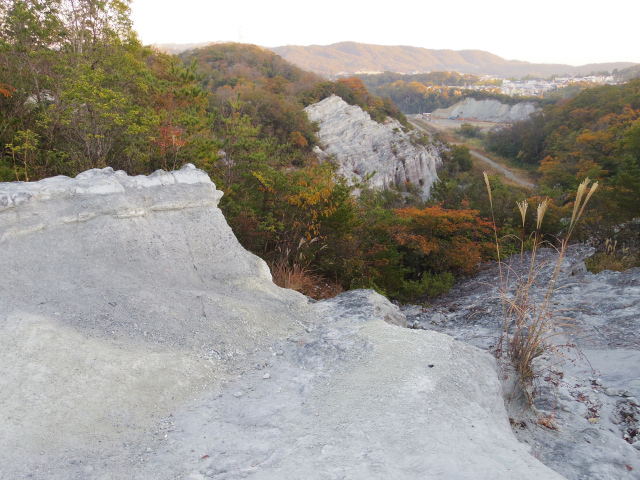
0;167;561;479
305;95;441;198
433;97;539;123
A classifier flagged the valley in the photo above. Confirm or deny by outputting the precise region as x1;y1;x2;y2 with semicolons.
2;1;640;478
408;115;536;188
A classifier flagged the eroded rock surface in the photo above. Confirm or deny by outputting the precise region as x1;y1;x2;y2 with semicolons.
0;167;562;479
405;245;640;479
305;95;441;198
433;98;539;123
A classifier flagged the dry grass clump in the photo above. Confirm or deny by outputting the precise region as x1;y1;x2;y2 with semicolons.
270;261;343;300
537;413;559;430
586;252;640;273
484;173;598;386
586;239;640;273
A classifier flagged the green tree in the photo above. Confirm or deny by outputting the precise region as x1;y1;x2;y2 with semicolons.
445;145;473;173
0;0;161;175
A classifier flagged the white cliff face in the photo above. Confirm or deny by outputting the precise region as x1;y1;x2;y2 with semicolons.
0;166;564;479
305;95;441;199
433;97;539;123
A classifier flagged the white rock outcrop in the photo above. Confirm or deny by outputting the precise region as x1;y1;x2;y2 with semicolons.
0;167;564;479
305;95;441;199
433;97;539;123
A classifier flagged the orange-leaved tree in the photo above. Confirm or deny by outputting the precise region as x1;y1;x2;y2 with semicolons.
391;205;494;276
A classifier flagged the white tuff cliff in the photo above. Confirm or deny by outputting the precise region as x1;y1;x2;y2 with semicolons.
0;166;564;479
433;97;539;123
305;95;441;199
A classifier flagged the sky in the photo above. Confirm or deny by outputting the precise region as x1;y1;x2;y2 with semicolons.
130;0;640;66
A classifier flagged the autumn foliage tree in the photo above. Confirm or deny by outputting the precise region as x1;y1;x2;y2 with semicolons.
344;197;495;301
391;205;494;276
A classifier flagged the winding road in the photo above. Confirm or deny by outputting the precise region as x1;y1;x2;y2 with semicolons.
408;117;535;189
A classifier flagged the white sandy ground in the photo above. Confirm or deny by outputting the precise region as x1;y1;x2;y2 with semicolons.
1;166;563;479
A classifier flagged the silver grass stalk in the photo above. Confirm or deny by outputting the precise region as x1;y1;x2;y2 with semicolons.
571;178;589;226
517;200;529;228
576;181;599;224
483;172;493;207
536;200;548;230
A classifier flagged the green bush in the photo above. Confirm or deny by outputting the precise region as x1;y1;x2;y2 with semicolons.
457;123;483;139
397;272;455;303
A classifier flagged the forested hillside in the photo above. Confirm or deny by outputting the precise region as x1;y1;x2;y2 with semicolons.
618;64;640;81
485;79;640;233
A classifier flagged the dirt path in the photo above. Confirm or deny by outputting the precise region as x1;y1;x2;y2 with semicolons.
408;117;535;189
465;148;535;189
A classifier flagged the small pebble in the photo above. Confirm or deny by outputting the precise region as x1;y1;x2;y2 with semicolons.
594;379;603;386
633;441;640;451
234;392;243;398
276;350;284;356
588;417;599;424
627;397;639;406
605;388;618;396
263;373;270;379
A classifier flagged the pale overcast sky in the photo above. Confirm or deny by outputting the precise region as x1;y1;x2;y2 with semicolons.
130;0;640;66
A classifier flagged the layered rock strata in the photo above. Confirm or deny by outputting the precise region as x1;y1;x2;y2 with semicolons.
305;95;441;199
0;167;563;479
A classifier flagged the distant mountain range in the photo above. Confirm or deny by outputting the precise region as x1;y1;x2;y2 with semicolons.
155;41;637;79
269;42;637;78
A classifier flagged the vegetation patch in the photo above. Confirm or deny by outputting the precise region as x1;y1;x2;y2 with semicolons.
485;174;598;389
